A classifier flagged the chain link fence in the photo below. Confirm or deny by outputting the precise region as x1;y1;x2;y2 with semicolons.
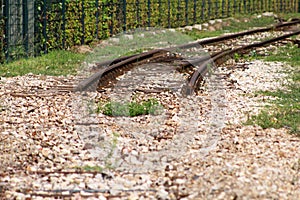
0;0;299;63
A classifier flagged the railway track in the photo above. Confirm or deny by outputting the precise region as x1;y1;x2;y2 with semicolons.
91;19;300;68
186;29;300;94
72;19;300;175
75;19;300;93
5;20;296;96
72;18;300;176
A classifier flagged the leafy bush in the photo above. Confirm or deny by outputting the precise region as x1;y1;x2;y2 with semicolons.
41;0;298;50
1;0;299;62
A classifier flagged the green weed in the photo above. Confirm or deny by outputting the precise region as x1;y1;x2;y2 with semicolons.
246;44;300;135
98;98;163;117
234;53;241;62
80;165;104;172
264;44;300;66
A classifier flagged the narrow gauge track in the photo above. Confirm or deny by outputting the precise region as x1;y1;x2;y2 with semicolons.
75;19;300;92
92;19;300;68
186;29;300;94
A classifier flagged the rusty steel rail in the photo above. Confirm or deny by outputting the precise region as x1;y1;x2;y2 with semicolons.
94;19;300;68
177;19;300;48
75;20;300;92
185;29;300;95
76;49;169;91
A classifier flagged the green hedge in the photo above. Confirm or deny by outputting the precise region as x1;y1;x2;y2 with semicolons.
38;0;300;50
1;0;299;62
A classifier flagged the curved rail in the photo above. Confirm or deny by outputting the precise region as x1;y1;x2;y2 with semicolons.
75;20;300;92
76;49;169;91
94;19;300;68
185;29;300;95
177;19;300;48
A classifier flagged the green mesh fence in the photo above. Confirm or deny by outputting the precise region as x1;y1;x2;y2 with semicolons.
0;0;299;63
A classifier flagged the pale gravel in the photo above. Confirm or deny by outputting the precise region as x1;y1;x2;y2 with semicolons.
1;58;299;199
1;55;300;198
224;60;291;124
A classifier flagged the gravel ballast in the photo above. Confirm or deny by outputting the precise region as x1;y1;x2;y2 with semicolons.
1;58;299;199
1;23;300;198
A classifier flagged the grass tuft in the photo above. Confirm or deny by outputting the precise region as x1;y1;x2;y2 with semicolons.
81;165;103;172
98;98;163;117
246;44;300;134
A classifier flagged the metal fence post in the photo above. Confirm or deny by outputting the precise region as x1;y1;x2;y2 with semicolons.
42;0;47;54
233;0;236;14
81;0;85;44
167;0;170;28
215;0;218;18
193;0;196;24
177;0;180;26
158;0;161;26
136;0;140;27
227;0;231;17
95;0;99;39
248;0;251;13
147;0;151;27
33;1;39;56
4;0;9;61
109;1;113;35
122;0;126;32
201;0;205;21
185;0;188;25
23;0;28;57
222;0;225;17
208;0;211;19
256;0;258;12
62;0;66;48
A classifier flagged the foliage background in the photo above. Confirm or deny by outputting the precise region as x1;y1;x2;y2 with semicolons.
1;0;299;62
